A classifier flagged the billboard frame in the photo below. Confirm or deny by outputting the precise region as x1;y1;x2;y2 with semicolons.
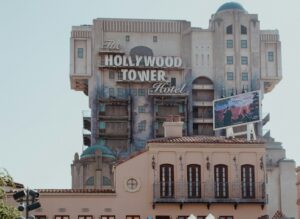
212;90;262;131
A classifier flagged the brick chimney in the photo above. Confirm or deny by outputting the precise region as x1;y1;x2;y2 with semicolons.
163;115;183;138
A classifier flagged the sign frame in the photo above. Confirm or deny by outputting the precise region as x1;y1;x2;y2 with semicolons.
212;90;262;130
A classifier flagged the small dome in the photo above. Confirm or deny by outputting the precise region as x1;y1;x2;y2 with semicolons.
81;144;115;159
217;2;246;13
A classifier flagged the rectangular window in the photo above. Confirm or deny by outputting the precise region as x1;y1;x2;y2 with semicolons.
178;104;183;113
227;72;234;80
197;217;206;219
130;88;137;96
242;72;248;81
125;35;130;42
126;216;140;219
55;216;69;219
153;36;158;42
268;51;274;61
226;40;233;48
35;216;47;219
99;103;106;112
178;216;188;219
101;216;115;219
241;40;247;48
99;121;106;129
109;71;115;79
138;88;145;96
160;164;174;197
138;106;145;113
117;88;125;98
219;217;233;219
226;56;233;64
109;88;114;97
241;56;248;65
171;77;176;86
78;216;93;219
138;120;146;131
117;72;123;80
77;48;84;58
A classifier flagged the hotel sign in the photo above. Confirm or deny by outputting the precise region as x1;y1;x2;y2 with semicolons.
148;82;187;96
104;55;182;82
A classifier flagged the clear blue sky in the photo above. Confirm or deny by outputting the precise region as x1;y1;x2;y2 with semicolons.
0;0;299;188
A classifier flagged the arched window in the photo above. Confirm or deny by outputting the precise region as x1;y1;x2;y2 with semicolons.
226;25;233;34
241;25;247;35
85;176;94;186
241;164;255;198
160;164;174;198
214;164;228;198
187;164;201;198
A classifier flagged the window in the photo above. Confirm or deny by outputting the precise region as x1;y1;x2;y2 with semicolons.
268;51;274;61
241;25;247;34
55;216;69;219
85;177;94;186
153;36;158;42
125;35;130;42
117;72;123;80
109;88;114;97
170;77;176;86
187;164;201;198
35;216;47;219
214;164;228;198
138;120;146;131
241;56;248;65
126;178;138;191
226;56;233;64
160;164;174;197
241;164;255;198
138;88;145;96
219;217;233;219
138;106;145;113
117;88;125;98
130;88;137;96
227;72;234;81
99;121;106;129
178;216;188;219
178;104;183;113
101;216;115;219
241;40;247;48
226;25;233;34
226;40;233;48
99;103;105;112
109;71;115;79
77;48;84;58
197;217;206;219
78;216;93;219
242;72;248;81
126;216;140;219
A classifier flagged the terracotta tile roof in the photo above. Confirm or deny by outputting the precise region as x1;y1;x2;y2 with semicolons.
36;189;115;193
147;136;265;144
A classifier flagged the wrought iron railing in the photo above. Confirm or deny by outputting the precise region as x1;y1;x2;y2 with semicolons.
153;181;266;203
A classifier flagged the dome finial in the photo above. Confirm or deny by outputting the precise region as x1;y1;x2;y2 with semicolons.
217;2;247;13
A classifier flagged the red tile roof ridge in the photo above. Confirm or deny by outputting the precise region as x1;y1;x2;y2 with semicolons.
147;135;265;144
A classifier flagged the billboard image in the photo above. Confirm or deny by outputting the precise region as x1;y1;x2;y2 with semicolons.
213;91;261;130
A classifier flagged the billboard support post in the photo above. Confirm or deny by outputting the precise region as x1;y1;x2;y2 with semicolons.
226;123;256;141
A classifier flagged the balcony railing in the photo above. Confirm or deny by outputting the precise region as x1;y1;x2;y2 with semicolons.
153;181;266;204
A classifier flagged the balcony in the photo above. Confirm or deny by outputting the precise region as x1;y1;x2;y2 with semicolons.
153;181;266;205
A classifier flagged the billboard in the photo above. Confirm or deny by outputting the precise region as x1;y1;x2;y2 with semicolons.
213;91;261;130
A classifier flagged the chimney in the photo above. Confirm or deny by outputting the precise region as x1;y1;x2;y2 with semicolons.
163;115;184;138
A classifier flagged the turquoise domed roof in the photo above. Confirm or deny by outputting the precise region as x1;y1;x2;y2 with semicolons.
217;2;246;13
81;144;115;159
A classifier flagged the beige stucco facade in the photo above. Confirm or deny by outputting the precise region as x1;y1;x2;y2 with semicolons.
8;135;268;219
